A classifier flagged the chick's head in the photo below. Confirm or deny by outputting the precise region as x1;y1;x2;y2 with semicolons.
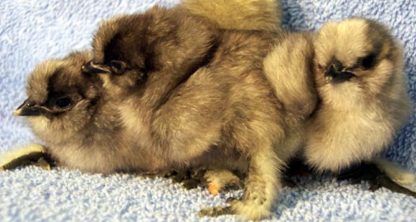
15;52;102;144
313;18;404;108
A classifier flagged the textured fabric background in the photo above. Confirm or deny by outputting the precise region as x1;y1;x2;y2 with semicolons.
0;0;415;221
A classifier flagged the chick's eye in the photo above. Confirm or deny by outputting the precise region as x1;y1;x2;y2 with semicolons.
358;53;376;69
55;97;73;109
110;60;127;74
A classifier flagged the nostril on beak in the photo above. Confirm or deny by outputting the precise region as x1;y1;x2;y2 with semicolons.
333;59;344;72
82;61;112;74
325;59;344;77
14;99;41;116
325;59;355;83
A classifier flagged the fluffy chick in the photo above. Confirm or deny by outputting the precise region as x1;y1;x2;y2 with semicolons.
196;0;412;174
179;0;286;195
218;16;414;194
305;18;412;172
14;52;98;168
188;0;416;193
266;18;412;185
179;0;316;194
263;18;413;191
84;6;303;220
14;51;145;174
181;0;282;32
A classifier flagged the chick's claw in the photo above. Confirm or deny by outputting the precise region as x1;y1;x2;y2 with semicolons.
204;169;242;195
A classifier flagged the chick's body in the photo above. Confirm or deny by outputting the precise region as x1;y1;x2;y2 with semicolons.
19;6;304;220
184;0;412;186
185;0;414;196
17;1;412;219
86;7;307;219
181;0;282;32
22;51;248;174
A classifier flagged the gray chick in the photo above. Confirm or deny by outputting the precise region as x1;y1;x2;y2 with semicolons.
82;5;304;220
15;51;146;174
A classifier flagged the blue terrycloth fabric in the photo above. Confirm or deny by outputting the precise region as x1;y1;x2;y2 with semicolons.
0;0;415;221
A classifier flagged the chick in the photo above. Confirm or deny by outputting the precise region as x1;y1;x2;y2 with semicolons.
183;2;412;175
194;5;414;194
304;18;412;172
14;52;94;167
14;51;138;174
179;0;316;195
178;0;285;195
181;0;282;32
83;6;304;220
264;17;414;191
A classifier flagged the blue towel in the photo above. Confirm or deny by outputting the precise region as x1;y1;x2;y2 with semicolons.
0;0;415;221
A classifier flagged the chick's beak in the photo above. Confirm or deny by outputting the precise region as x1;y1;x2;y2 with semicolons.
81;61;112;74
325;59;355;83
14;99;42;116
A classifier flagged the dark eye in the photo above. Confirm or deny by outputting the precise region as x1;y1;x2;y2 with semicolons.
54;97;73;109
358;53;376;69
110;60;127;74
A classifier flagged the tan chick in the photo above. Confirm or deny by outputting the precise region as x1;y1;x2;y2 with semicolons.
82;5;308;220
305;18;412;173
185;0;415;195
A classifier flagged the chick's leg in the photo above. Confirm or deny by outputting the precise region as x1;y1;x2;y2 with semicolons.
233;149;281;219
200;146;282;220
